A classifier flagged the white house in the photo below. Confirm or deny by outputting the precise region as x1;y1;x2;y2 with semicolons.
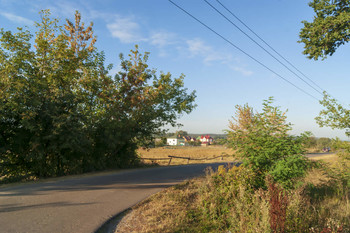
167;137;185;146
200;135;214;145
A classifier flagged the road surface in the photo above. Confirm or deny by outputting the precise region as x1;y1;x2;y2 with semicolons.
0;163;230;233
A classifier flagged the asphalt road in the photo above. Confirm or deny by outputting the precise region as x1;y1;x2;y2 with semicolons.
0;163;231;233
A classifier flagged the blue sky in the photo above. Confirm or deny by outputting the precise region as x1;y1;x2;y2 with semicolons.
1;0;349;139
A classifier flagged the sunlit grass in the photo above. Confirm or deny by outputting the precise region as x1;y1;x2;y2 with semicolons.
138;145;235;165
308;153;340;164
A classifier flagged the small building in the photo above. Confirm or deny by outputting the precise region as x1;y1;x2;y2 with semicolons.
200;134;214;145
167;137;185;146
183;135;195;142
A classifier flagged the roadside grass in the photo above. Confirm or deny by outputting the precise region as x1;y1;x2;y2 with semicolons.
306;147;322;153
308;153;341;164
138;145;235;166
116;154;350;233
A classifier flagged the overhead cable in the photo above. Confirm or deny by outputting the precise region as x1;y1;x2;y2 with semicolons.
204;0;323;96
168;0;320;101
215;0;326;94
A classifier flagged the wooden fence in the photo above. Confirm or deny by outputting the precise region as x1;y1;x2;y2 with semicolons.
140;153;231;165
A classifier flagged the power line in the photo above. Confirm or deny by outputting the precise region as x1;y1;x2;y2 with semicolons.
215;0;326;94
168;0;320;101
204;0;324;96
214;0;350;106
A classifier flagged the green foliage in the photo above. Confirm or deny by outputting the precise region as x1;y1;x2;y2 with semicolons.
0;10;196;181
175;130;188;138
299;0;350;60
155;138;167;147
118;163;349;232
226;97;309;188
315;92;350;137
269;155;309;189
300;1;350;139
317;137;332;149
188;140;201;146
304;134;318;148
197;166;270;232
322;144;350;195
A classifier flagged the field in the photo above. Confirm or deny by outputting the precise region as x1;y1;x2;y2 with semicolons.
138;145;235;165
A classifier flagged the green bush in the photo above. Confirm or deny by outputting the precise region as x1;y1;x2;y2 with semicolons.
188;140;201;146
226;97;310;189
197;166;270;232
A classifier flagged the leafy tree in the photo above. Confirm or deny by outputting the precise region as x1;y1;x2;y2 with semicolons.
304;134;318;149
175;130;188;138
0;10;98;177
226;98;309;188
315;93;350;137
0;10;196;180
317;137;332;149
299;0;350;60
300;1;350;141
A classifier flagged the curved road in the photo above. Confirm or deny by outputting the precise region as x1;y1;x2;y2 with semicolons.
0;163;230;233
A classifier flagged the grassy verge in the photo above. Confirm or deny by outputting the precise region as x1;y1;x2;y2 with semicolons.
116;154;350;233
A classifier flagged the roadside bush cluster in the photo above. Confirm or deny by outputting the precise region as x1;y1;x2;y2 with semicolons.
117;164;349;232
226;97;310;189
0;11;195;181
201;165;349;232
116;97;349;232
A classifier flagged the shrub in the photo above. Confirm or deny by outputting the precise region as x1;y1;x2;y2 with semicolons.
226;97;310;189
197;166;271;232
188;140;201;146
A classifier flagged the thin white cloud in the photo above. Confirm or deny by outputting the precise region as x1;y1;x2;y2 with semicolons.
186;38;229;63
186;38;253;76
232;66;253;76
186;38;211;56
0;12;34;25
149;31;178;57
150;31;177;47
107;16;145;43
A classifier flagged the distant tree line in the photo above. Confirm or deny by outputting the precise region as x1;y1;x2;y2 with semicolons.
304;136;333;151
0;10;196;181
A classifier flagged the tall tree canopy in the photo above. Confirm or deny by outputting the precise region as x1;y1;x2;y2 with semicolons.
299;0;350;60
299;1;350;138
0;10;196;180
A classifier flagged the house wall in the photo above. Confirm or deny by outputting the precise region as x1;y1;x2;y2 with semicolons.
167;138;178;146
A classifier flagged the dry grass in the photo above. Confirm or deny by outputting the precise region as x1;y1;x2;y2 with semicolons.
308;153;340;164
116;154;350;233
138;145;235;166
116;178;203;233
306;147;322;153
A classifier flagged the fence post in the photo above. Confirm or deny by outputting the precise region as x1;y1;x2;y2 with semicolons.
168;156;172;166
187;158;190;164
